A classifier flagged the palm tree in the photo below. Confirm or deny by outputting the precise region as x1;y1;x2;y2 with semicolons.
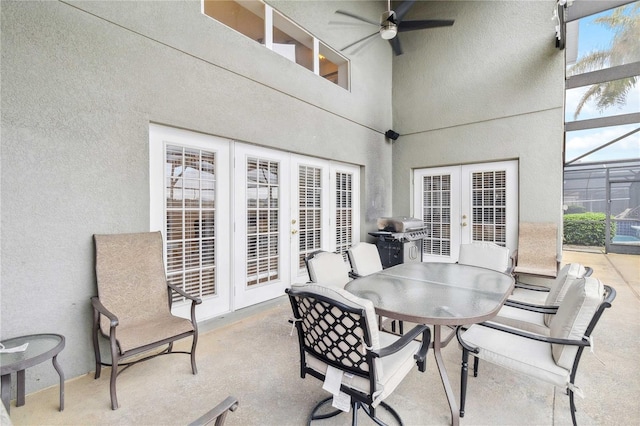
568;2;640;120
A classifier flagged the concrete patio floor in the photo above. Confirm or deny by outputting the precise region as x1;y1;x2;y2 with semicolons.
5;250;639;425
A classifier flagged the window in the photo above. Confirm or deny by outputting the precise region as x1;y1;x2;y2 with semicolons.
334;171;354;258
202;0;349;89
165;145;219;303
564;2;639;164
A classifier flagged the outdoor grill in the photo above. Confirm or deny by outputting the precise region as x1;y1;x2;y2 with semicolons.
369;216;428;268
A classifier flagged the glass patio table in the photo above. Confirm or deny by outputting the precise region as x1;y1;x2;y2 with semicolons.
0;334;65;414
345;262;514;426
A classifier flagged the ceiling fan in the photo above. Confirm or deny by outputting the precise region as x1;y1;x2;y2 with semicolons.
335;0;454;56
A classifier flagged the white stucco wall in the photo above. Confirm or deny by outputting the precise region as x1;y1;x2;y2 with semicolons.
0;0;393;392
391;0;565;230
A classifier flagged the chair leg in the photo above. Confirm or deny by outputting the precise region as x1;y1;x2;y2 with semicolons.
191;334;198;375
108;336;120;410
473;356;479;377
569;387;577;426
92;312;102;379
460;348;469;418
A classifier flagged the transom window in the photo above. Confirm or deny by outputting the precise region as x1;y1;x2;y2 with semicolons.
202;0;349;89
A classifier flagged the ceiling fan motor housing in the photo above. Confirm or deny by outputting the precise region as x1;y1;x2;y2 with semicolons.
380;10;398;39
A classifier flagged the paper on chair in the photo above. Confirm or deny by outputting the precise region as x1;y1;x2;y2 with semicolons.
0;342;29;353
322;365;343;395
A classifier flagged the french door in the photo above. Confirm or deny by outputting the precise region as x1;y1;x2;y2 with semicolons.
152;127;360;316
149;124;232;321
413;161;518;263
233;144;292;308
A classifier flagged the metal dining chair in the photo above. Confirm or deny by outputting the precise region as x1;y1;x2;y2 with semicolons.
286;283;430;425
457;277;616;425
458;242;513;273
304;250;352;288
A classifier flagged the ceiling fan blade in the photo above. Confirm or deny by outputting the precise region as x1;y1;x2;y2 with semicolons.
341;31;379;52
395;0;416;20
335;10;380;26
389;37;403;56
398;19;455;31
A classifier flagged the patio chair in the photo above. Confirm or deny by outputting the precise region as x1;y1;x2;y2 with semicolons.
347;242;383;277
188;396;238;426
304;250;351;288
458;242;513;273
457;277;615;425
508;263;592;306
513;222;560;278
91;232;201;410
347;242;403;334
286;283;430;425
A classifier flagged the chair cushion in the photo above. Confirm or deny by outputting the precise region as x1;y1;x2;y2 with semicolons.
348;243;383;276
306;330;421;407
291;282;420;407
550;277;604;369
461;324;570;387
490;305;550;336
307;252;351;287
544;263;587;306
509;263;586;305
458;242;511;273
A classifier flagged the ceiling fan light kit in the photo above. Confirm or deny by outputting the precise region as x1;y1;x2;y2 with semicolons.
380;11;398;40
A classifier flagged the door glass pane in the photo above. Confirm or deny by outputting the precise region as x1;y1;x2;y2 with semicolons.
165;145;217;302
246;157;280;286
335;171;353;260
422;174;451;256
298;165;322;270
471;170;507;246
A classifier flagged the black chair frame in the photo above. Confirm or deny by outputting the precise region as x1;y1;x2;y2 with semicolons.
287;287;430;425
457;285;615;426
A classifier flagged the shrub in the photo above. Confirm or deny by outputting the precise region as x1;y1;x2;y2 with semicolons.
563;212;614;246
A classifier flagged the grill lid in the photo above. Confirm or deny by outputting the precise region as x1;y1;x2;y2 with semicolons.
376;216;425;233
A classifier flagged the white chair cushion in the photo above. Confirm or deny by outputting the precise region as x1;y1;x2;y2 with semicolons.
545;263;587;306
292;283;421;406
458;242;511;273
306;329;421;407
461;324;570;387
348;243;383;276
490;305;550;336
550;277;604;369
508;263;587;307
307;252;351;288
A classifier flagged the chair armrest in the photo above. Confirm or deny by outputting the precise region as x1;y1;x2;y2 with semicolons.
349;271;361;279
188;396;239;426
514;282;550;292
375;325;431;372
584;266;594;277
168;283;202;305
91;296;119;327
504;299;558;314
456;322;589;354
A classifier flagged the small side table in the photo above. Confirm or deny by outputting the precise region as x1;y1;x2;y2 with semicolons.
0;334;65;414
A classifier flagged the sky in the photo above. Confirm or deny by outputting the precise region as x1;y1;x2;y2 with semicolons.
564;2;640;164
